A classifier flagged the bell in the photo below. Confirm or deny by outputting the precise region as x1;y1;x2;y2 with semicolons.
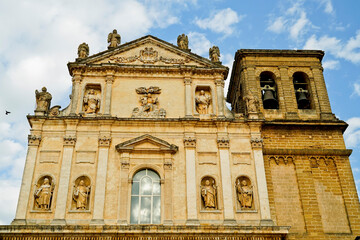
296;88;310;109
262;85;278;109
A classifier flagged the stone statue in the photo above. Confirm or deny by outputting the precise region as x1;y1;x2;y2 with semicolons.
201;179;217;209
83;89;100;114
73;180;90;210
35;87;52;112
77;43;89;59
177;34;189;50
236;178;253;209
140;93;158;112
195;90;211;114
108;29;121;49
34;178;54;210
209;46;220;62
243;91;259;113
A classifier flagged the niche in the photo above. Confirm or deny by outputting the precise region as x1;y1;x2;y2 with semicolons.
83;84;101;114
33;175;55;211
71;176;91;211
195;86;212;115
200;176;218;210
235;176;254;210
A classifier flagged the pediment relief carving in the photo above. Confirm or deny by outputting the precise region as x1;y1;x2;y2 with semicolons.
115;134;178;154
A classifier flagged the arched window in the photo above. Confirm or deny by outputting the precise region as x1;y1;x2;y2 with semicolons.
293;72;311;109
130;169;161;224
260;71;279;109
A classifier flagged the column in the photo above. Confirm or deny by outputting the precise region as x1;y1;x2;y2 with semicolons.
12;135;41;225
217;136;236;224
104;74;114;115
52;136;77;224
215;79;225;117
163;153;173;225
184;136;199;225
91;136;111;224
70;74;82;115
278;66;298;119
250;136;273;225
184;78;193;117
311;66;334;120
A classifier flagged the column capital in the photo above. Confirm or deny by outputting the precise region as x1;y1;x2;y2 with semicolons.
184;78;192;85
63;136;76;146
184;137;196;148
99;136;111;147
250;137;263;149
105;75;114;83
72;74;82;83
215;79;225;87
217;137;230;148
28;135;41;146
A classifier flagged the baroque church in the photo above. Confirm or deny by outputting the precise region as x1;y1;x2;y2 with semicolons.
0;31;359;240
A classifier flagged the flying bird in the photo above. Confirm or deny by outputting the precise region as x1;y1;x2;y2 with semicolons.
5;110;11;115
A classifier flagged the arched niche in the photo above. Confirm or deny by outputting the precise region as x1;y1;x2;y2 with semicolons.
71;175;91;211
33;175;55;211
235;176;254;210
200;176;218;210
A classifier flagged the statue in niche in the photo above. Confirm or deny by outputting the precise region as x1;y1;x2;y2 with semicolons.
34;177;54;210
236;177;253;209
108;29;121;48
35;87;52;112
177;34;189;50
77;42;89;59
132;86;166;118
195;90;211;114
209;46;220;62
201;178;217;210
83;88;100;114
73;179;91;210
243;90;259;113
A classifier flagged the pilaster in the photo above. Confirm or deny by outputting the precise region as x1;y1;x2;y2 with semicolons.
70;74;82;115
215;79;225;117
104;74;114;115
184;78;193;117
91;135;111;224
12;135;42;225
184;134;199;225
163;152;173;225
278;66;298;119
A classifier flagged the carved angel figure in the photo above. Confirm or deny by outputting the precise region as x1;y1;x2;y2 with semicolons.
108;29;121;48
77;42;89;58
34;178;54;210
35;87;52;112
243;91;259;113
195;90;211;114
177;34;189;50
209;46;220;62
201;179;217;209
73;180;90;210
236;179;253;209
83;89;100;114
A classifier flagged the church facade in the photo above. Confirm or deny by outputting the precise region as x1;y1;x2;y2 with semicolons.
0;33;359;240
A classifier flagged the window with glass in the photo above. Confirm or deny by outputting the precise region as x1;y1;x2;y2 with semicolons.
130;169;161;224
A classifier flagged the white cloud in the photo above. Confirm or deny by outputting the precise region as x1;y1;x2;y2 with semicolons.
303;31;360;64
267;17;287;34
195;8;243;36
319;0;334;14
188;32;212;56
344;117;360;148
353;82;360;97
0;179;20;225
289;11;310;40
322;60;339;70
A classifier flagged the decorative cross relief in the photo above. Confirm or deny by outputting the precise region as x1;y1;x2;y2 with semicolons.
109;47;191;65
131;86;166;118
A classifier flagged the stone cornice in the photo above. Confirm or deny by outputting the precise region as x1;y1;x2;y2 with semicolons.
235;49;324;61
263;148;352;156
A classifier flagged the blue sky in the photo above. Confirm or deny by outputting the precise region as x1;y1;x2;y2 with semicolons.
0;0;359;224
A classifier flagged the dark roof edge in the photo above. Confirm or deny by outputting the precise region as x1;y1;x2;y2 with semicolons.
235;49;325;61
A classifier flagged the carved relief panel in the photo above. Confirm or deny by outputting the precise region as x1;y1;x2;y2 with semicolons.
235;176;254;210
83;85;101;114
200;176;218;210
33;175;55;211
131;86;166;118
71;176;91;211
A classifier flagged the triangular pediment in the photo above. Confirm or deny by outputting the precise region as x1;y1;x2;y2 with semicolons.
71;35;226;69
115;134;178;153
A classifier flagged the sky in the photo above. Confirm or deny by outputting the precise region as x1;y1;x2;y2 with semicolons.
0;0;360;224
